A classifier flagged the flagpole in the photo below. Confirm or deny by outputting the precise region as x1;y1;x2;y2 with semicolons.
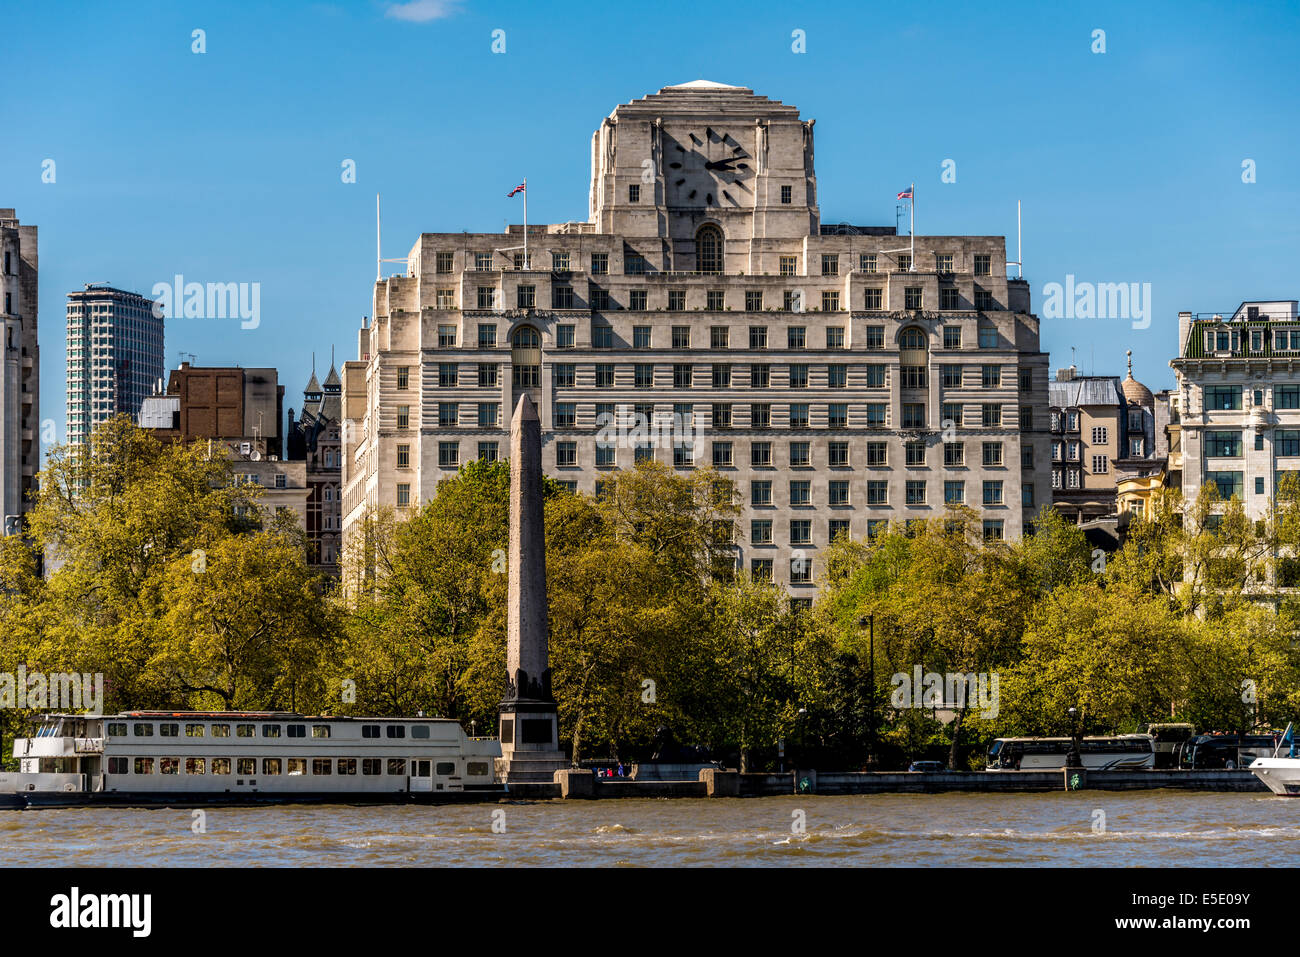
523;177;528;270
909;182;915;271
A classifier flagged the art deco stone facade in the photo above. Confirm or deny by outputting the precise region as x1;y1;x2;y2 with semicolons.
342;82;1051;590
0;208;38;533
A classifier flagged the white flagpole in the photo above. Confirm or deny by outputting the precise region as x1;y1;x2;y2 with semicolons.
909;182;915;271
376;193;381;282
523;178;528;269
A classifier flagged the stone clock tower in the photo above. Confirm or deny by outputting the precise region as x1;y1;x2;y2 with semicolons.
589;80;820;274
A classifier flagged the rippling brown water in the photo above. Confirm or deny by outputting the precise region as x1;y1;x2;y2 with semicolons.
1;792;1296;866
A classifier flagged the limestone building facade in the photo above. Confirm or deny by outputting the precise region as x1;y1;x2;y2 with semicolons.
0;208;38;534
1171;300;1300;523
342;82;1051;589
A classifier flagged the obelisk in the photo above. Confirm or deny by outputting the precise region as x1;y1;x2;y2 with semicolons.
495;392;567;784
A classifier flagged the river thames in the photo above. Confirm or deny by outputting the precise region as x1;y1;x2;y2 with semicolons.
1;791;1297;866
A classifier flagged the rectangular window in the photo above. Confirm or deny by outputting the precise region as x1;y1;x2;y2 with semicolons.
751;403;771;428
1205;385;1243;410
396;483;411;507
438;325;457;347
712;364;731;388
439;402;458;427
438;441;458;468
711;326;729;349
789;405;810;429
628;184;640;203
982;442;1003;466
751;519;773;544
827;364;847;388
516;285;535;309
712;441;733;468
829;480;849;506
668;290;686;311
981;404;1002;427
554;403;576;429
436;251;454;273
596;364;615;387
591;253;608;275
706;290;725;310
861;253;878;273
749;326;768;349
1091;454;1109;473
940;287;960;310
790;480;811;506
982;365;1001;388
439;363;459;387
867;481;888;506
672;326;691;349
673;364;693;388
751;441;771;467
752;480;773;507
866;441;887;467
791;519;813;544
632;325;651;349
829;440;849;467
865;365;886;388
905;287;923;310
983;520;1004;542
983;480;1004;506
864;326;884;350
941;365;963;388
1277;430;1300;457
556;441;577;467
779;256;798;276
745;290;764;311
974;253;991;276
863;288;883;310
1277;386;1300;409
906;480;926;505
944;480;965;505
821;254;839;276
554;364;575;387
828;403;848;429
628;289;647;310
1205;431;1242;457
713;402;733;429
477;287;495;309
978;325;998;349
903;403;926;429
826;326;845;349
396;405;410;430
397;444;411;468
781;185;793;204
866;403;887;428
905;441;925;466
789;364;809;388
787;327;806;349
751;364;771;388
901;366;926;389
1207;471;1244;499
396;366;410;390
635;364;655;388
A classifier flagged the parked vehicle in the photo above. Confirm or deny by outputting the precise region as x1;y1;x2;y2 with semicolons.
908;760;945;773
986;735;1155;770
1137;723;1195;768
1180;732;1280;770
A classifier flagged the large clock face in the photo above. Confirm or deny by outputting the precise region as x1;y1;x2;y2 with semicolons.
665;127;753;208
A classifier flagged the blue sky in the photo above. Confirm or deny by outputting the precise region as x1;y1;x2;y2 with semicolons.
4;0;1299;453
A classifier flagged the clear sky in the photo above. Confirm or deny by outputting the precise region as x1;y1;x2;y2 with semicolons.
4;0;1299;455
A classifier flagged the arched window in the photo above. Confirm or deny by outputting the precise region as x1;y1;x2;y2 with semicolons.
899;327;928;351
511;326;540;349
696;225;724;274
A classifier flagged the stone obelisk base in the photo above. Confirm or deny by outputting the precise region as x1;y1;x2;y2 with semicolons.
495;700;568;784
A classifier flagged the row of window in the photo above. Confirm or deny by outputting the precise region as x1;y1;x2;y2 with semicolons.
108;722;432;740
430;322;1004;352
742;478;1024;508
1203;471;1300;500
106;757;487;776
1203;328;1300;355
451;284;1001;313
1203;429;1300;458
1202;384;1300;411
425;360;1031;390
433;249;995;278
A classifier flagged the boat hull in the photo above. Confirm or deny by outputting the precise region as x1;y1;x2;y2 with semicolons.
1247;757;1300;795
1;786;508;809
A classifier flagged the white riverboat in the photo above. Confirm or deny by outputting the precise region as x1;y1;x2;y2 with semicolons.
1248;722;1300;796
0;711;504;808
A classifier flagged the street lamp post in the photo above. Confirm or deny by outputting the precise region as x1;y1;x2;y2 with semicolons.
860;615;876;768
1066;706;1083;769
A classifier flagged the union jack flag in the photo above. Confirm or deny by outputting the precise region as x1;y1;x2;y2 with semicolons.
507;182;526;197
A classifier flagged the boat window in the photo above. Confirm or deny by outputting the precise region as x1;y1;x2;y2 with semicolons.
386;726;406;739
467;762;490;777
237;758;256;775
362;725;380;739
262;725;281;738
160;724;179;737
212;724;231;737
237;724;255;737
411;725;430;739
134;758;154;775
436;762;455;776
186;724;205;737
338;759;357;775
185;758;206;774
107;723;127;737
133;723;154;737
108;757;129;774
262;758;282;775
287;725;306;738
212;758;232;775
362;758;381;775
387;759;407;775
312;759;332;775
312;725;331;738
160;758;180;775
287;759;307;775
